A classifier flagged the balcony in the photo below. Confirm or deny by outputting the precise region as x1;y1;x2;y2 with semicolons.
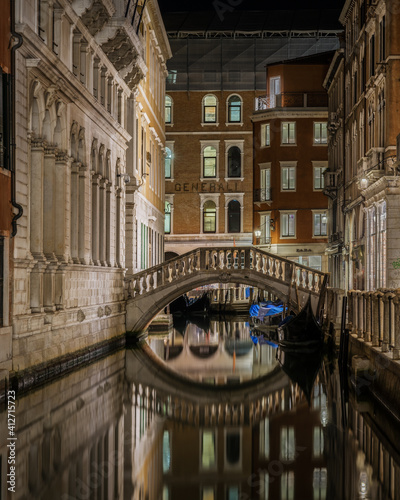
253;188;272;203
255;92;328;112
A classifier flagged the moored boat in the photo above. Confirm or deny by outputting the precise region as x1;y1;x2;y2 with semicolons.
277;296;322;348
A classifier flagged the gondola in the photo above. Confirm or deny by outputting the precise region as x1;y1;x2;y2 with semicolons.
277;296;323;349
169;292;210;316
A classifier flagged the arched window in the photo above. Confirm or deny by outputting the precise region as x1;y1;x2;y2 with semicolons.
228;95;241;123
203;95;217;123
165;147;172;178
165;95;172;124
203;146;217;178
165;201;171;234
203;201;216;233
227;146;241;178
228;200;240;233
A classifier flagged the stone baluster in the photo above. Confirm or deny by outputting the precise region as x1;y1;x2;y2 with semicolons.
364;292;372;342
381;293;391;352
392;293;400;359
371;293;380;347
357;292;363;339
347;291;354;330
149;272;154;291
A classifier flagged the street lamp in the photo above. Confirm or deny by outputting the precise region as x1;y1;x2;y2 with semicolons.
254;229;261;245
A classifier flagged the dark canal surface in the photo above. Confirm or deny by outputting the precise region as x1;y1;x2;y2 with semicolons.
2;319;400;500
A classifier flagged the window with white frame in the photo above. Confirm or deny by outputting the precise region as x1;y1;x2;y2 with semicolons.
261;123;270;146
313;468;327;500
165;95;172;124
281;164;296;191
201;430;216;469
165;147;172;179
165;201;172;234
203;94;217;123
227;146;241;178
313;212;327;237
281;212;296;238
260;213;271;245
203;146;217;178
313;166;327;190
312;427;324;458
314;122;328;144
227;95;242;123
282;122;296;144
260;167;271;201
227;200;241;233
203;200;217;233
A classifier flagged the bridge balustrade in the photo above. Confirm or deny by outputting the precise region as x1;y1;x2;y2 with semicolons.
125;246;326;300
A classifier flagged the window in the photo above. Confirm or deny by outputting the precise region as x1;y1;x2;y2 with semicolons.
227;146;241;178
260;167;271;201
163;431;171;473
259;418;270;459
261;123;270;146
379;16;386;62
165;147;172;179
270;76;281;107
313;166;326;190
314;123;327;144
282;122;296;144
281;166;296;191
313;212;327;237
203;201;217;233
201;430;216;468
313;427;324;458
280;426;295;461
202;487;215;500
313;468;327;500
370;34;375;77
226;431;240;466
165;201;171;234
203;146;217;178
281;471;294;500
165;95;172;124
203;94;217;123
226;487;239;500
228;95;241;123
260;213;271;245
228;200;240;233
281;213;296;238
166;70;177;84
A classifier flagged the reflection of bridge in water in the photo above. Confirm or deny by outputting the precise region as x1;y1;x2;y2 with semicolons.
126;344;312;427
125;246;328;334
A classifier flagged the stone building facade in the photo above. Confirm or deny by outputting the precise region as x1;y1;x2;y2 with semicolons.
325;0;400;292
11;0;169;371
252;55;331;272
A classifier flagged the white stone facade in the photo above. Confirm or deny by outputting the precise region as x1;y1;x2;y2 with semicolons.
11;0;170;370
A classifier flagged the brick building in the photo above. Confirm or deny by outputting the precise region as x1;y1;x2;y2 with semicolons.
252;53;333;272
162;9;341;257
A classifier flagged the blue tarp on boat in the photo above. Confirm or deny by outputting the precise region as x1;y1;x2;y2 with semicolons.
249;303;284;320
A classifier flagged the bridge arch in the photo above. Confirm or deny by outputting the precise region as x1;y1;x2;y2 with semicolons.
125;246;328;335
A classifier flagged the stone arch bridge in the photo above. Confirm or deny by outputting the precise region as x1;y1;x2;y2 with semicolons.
125;246;328;334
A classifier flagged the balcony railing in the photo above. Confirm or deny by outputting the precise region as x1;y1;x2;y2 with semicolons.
254;188;272;203
255;92;328;112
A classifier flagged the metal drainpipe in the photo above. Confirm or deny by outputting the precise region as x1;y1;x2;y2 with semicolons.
10;0;23;237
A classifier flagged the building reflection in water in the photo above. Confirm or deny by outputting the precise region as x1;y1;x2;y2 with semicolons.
147;319;278;384
0;343;399;499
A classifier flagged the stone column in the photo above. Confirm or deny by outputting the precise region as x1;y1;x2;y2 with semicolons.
55;153;71;262
43;145;57;260
91;174;100;265
357;292;363;339
106;181;112;266
99;178;107;265
78;164;89;264
70;161;81;263
30;139;45;259
115;187;122;267
365;292;372;343
43;262;57;312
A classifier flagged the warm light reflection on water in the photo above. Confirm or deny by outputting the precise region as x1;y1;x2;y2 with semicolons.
1;333;400;500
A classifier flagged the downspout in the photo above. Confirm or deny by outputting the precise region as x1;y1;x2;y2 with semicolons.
10;0;23;237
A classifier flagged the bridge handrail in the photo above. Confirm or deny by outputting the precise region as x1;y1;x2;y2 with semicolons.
125;246;327;301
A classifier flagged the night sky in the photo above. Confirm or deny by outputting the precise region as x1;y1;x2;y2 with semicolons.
157;0;345;13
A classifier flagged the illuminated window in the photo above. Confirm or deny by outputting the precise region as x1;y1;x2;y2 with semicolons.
313;427;324;458
165;95;172;124
282;122;296;144
280;426;295;461
281;471;294;500
314;122;328;144
203;95;217;123
163;430;171;473
313;212;327;237
165;202;171;234
281;166;296;191
203;146;217;178
261;123;270;146
201;430;216;468
313;166;326;190
165;147;172;179
281;213;296;238
203;201;217;233
228;95;241;122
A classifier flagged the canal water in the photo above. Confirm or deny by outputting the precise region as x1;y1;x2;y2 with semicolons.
2;319;400;500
